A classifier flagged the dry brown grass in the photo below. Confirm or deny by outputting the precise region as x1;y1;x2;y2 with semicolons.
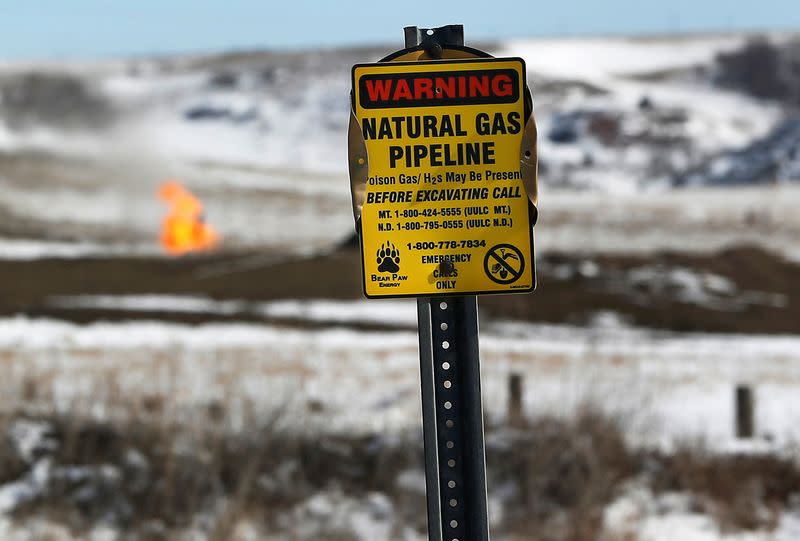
651;446;800;532
0;405;423;538
0;405;797;540
491;410;640;540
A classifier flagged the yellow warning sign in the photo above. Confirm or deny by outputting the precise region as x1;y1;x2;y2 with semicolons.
351;57;535;298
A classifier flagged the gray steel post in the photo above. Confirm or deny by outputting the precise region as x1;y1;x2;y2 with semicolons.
401;25;490;540
417;296;490;541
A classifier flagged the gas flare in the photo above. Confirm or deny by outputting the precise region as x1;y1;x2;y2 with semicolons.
158;181;220;255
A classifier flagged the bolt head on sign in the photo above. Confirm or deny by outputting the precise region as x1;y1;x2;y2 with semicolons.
350;57;536;298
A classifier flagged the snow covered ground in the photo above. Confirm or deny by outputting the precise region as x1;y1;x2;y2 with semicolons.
502;35;784;191
2;33;799;540
2;300;799;540
603;482;800;541
0;33;796;258
539;183;800;261
1;300;799;451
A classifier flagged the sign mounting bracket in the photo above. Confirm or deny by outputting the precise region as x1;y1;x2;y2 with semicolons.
404;24;465;57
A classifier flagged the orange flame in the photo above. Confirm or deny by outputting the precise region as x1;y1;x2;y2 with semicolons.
158;180;220;255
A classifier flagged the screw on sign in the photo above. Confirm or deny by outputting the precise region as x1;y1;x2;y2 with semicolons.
348;24;538;541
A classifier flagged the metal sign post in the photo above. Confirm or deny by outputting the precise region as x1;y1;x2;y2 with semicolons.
348;24;538;540
418;295;488;541
408;26;489;541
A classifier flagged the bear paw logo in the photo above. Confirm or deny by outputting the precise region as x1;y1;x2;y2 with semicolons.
376;242;401;273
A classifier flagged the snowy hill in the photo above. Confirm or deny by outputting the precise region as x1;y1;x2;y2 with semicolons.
0;32;798;257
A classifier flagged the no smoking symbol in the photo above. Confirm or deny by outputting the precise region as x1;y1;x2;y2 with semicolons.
484;244;525;284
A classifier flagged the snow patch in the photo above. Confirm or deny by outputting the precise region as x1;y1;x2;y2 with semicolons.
47;295;418;327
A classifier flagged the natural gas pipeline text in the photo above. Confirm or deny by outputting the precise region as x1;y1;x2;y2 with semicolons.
361;112;521;168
